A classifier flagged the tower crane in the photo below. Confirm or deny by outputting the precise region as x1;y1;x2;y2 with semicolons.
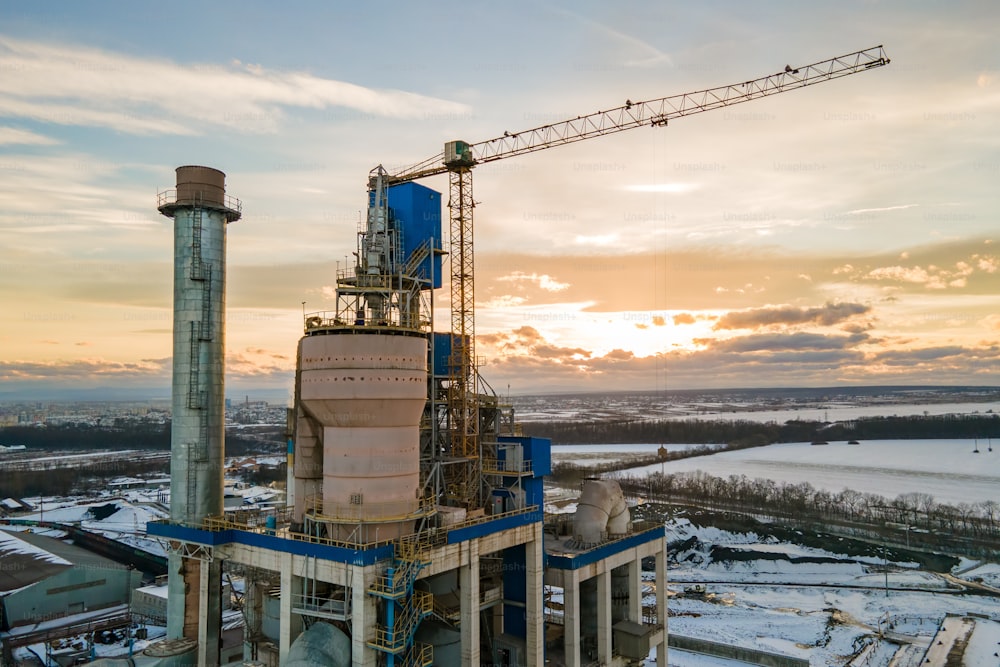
375;45;889;506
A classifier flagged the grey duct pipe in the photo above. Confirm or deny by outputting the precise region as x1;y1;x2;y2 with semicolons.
284;622;351;667
573;479;630;544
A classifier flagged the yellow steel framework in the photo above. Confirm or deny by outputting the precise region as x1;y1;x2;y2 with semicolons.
446;165;480;507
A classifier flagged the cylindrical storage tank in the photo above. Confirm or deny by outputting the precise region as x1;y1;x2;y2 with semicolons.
137;638;199;666
175;165;227;207
284;622;351;667
415;621;461;666
298;331;427;540
292;390;322;523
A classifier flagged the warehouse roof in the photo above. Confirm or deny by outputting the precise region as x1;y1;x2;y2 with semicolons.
0;528;129;595
0;529;71;594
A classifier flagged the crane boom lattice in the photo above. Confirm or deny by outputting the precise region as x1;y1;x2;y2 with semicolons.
384;45;889;511
389;45;889;183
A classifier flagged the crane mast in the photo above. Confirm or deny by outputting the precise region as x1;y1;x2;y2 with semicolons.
371;45;890;509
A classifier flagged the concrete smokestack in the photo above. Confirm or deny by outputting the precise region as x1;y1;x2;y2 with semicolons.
158;166;240;665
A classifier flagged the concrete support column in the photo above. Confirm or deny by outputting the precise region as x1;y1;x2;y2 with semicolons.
563;569;581;667
628;557;642;623
526;523;544;667
351;565;377;667
597;570;612;664
196;557;222;667
460;539;481;666
656;543;668;667
279;553;303;664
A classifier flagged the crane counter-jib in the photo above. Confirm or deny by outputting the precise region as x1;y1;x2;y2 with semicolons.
386;44;889;184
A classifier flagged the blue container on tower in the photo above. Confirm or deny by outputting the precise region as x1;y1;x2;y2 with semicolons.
387;182;443;289
431;332;470;377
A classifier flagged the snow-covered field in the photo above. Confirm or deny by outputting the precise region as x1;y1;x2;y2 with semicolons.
618;439;1000;506
658;516;1000;667
552;442;715;466
664;401;1000;424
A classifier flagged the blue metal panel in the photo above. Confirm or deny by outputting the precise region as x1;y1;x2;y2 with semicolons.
147;521;394;565
523;478;544;511
499;435;551;477
502;544;527;638
430;332;471;377
431;332;452;377
545;525;665;571
387;182;442;289
147;521;234;546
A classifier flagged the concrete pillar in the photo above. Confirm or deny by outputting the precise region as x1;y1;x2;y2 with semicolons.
563;569;581;667
196;557;222;667
597;570;612;664
460;539;481;666
656;544;667;667
351;565;377;667
628;557;642;623
526;523;544;667
279;553;303;664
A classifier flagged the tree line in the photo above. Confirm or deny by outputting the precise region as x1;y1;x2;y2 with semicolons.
0;422;282;453
0;423;285;499
525;412;1000;445
614;470;1000;558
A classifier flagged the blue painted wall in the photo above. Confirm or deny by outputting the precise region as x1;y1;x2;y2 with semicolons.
386;182;442;289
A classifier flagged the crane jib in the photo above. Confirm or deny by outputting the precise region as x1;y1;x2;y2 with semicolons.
387;45;889;183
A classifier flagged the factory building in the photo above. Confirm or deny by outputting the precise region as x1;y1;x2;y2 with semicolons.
0;529;141;651
141;165;667;666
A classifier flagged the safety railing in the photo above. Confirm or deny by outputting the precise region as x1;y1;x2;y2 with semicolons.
367;590;433;654
481;457;534;476
156;188;242;214
290;592;350;620
302;494;436;524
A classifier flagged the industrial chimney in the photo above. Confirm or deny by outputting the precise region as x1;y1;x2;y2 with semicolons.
158;166;240;665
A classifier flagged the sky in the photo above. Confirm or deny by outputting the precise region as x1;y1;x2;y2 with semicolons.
1;1;998;400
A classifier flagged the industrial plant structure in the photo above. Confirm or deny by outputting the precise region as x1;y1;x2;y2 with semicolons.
138;46;889;666
148;165;667;667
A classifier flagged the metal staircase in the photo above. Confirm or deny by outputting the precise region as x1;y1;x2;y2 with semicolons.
367;539;434;667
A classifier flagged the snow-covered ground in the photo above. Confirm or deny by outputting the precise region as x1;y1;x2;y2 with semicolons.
617;439;1000;506
660;517;1000;666
663;401;1000;424
552;442;716;466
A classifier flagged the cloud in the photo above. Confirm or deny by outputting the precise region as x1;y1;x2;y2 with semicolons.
976;255;999;273
496;271;570;292
0;126;58;145
673;313;696;325
0;35;470;135
0;357;168;382
848;204;919;215
479;326;590;363
862;256;993;290
695;332;870;353
475;325;1000;392
714;302;870;331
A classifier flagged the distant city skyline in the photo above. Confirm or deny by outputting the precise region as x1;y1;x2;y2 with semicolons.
1;2;999;396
